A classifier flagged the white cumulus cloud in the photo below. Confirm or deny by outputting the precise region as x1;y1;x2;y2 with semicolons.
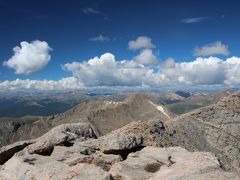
63;53;160;87
128;36;155;50
194;41;229;56
160;56;240;87
3;40;51;74
0;77;84;90
224;57;240;85
133;49;157;65
63;53;240;88
160;57;226;86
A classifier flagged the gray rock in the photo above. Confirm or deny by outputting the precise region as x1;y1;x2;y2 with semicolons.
49;145;121;170
99;132;143;154
0;155;111;180
0;131;238;180
91;152;122;171
28;123;97;155
65;163;112;180
172;92;240;171
110;146;239;180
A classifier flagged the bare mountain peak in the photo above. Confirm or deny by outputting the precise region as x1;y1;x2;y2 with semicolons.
5;94;170;145
123;93;148;104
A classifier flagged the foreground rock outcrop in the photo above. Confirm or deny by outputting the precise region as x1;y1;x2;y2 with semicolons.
27;123;98;155
115;92;240;172
99;132;143;154
0;139;35;165
0;120;239;180
171;92;240;171
110;146;238;180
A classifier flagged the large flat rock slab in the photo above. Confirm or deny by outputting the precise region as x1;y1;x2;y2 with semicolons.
110;146;239;180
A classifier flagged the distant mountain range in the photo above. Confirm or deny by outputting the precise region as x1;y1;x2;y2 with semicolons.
0;89;234;117
167;90;233;114
0;91;127;117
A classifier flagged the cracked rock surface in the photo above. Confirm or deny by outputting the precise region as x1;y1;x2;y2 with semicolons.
172;92;240;171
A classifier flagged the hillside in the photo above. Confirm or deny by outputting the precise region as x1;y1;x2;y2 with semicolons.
167;90;232;115
170;91;240;170
0;90;127;117
1;94;171;147
0;116;41;147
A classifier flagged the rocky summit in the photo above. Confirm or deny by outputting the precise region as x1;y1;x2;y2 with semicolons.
0;93;239;179
0;121;239;180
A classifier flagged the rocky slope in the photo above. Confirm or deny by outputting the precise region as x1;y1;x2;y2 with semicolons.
167;89;232;115
143;92;186;104
2;94;170;147
0;121;239;180
0;116;40;148
170;92;240;171
102;92;240;171
0;90;232;147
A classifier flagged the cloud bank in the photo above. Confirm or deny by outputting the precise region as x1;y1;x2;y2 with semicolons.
0;77;84;90
3;40;51;74
1;53;240;90
63;54;240;87
194;41;229;56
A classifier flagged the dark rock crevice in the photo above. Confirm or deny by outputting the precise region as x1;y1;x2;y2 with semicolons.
0;140;35;164
104;145;145;160
33;147;54;156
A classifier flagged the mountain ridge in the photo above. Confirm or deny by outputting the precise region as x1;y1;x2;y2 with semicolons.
5;94;170;147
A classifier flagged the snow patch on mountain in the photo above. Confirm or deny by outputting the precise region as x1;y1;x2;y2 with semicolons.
148;100;170;118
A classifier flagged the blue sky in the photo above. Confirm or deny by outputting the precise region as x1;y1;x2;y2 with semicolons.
0;0;240;90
